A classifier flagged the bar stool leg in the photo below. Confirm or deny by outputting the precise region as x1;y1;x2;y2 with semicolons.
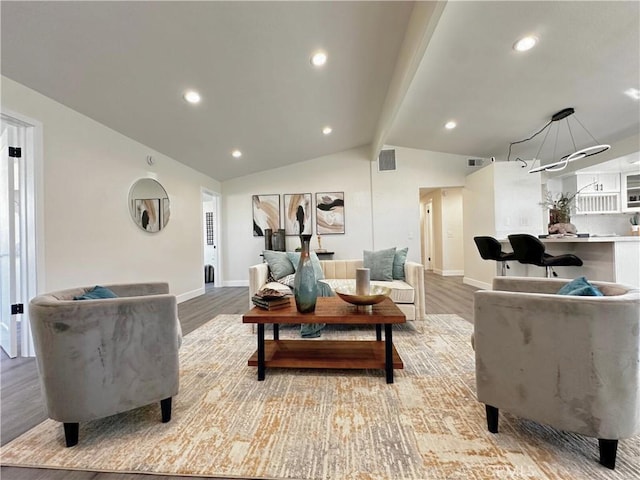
545;266;553;278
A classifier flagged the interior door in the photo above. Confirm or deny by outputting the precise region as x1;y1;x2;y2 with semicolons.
0;125;18;357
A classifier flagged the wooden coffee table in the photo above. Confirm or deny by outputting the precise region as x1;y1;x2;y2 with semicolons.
242;296;406;383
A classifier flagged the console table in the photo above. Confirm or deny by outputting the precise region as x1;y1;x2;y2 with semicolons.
242;297;405;383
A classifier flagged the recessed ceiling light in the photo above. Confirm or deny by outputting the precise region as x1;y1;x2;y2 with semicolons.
445;121;457;130
231;149;242;158
183;90;201;104
311;51;327;67
322;126;332;135
513;36;538;52
624;88;640;100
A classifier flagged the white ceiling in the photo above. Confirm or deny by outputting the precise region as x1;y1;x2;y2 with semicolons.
2;1;639;181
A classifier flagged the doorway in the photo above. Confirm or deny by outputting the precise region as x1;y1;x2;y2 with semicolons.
202;190;220;287
1;111;40;358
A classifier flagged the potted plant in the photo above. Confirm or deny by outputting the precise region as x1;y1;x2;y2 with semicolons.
631;212;640;234
540;191;579;233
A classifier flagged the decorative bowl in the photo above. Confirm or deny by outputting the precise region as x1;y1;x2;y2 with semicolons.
334;285;391;306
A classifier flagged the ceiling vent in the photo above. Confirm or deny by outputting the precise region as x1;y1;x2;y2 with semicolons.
378;149;396;172
467;158;484;167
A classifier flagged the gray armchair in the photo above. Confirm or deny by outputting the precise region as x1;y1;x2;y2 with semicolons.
474;276;640;469
29;282;181;447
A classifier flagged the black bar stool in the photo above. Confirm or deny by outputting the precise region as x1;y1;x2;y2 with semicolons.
508;233;583;278
473;236;517;276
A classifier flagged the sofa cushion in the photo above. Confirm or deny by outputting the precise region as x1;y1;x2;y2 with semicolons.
363;247;396;281
321;279;415;304
557;276;603;296
263;250;295;280
392;247;408;280
73;286;118;300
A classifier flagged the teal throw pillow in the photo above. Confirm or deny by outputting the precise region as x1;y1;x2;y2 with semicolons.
363;247;396;281
74;286;118;300
557;276;603;296
263;250;295;280
286;251;324;281
392;247;408;280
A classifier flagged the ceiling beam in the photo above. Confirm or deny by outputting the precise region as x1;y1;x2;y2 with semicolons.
370;1;447;162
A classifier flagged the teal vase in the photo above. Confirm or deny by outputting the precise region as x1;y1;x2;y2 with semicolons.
294;234;318;313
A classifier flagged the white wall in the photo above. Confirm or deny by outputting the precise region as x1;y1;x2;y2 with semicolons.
440;187;464;275
463;163;497;289
2;76;221;301
221;146;374;284
493;162;544;239
371;145;469;263
221;144;470;284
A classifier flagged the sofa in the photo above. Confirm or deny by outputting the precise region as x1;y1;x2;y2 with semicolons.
474;276;640;469
249;258;425;321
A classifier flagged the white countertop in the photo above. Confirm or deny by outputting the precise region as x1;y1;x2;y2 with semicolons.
500;236;640;243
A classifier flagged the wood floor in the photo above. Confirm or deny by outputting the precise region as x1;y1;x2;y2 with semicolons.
0;273;477;480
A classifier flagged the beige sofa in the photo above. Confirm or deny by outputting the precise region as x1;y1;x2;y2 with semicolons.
474;276;640;469
249;259;425;320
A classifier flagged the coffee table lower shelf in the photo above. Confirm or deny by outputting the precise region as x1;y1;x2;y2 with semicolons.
248;339;404;371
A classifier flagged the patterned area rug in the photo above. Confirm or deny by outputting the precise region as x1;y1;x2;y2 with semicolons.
1;314;638;479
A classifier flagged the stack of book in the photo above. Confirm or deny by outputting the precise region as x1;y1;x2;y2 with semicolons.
251;288;291;310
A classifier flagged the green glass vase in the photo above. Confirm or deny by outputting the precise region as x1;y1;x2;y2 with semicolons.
294;234;318;313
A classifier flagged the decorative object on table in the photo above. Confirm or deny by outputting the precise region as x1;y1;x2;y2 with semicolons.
316;235;326;252
316;192;345;234
283;193;312;235
334;285;391;306
506;107;610;173
264;228;273;250
293;234;318;313
355;268;370;295
271;228;286;251
539;186;592;235
252;194;280;237
251;288;291;310
630;212;640;235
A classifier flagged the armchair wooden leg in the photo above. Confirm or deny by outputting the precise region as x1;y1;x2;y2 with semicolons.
63;422;79;447
598;439;618;469
485;405;499;433
160;397;172;423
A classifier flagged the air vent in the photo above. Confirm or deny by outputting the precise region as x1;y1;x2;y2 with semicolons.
467;158;484;167
378;149;396;171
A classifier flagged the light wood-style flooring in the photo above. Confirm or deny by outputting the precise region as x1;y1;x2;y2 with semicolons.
0;273;477;480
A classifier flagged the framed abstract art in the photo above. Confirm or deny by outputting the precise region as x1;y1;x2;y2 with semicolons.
252;194;280;236
315;192;344;234
283;193;312;235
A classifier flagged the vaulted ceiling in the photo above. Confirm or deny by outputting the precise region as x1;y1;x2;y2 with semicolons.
2;1;638;181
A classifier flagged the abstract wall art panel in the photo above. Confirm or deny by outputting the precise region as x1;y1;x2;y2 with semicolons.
315;192;344;234
252;194;280;236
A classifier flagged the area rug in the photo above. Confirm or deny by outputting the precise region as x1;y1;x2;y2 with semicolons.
1;314;639;479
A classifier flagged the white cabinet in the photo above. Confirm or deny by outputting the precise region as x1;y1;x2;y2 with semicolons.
563;173;621;214
622;172;640;212
574;173;619;193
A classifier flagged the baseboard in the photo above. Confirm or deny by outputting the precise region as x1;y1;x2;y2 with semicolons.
441;270;464;276
223;280;249;287
463;277;491;290
177;287;205;304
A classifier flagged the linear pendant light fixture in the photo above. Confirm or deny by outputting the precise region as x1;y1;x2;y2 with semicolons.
507;107;610;173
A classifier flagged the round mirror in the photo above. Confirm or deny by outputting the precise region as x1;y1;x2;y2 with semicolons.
128;178;170;232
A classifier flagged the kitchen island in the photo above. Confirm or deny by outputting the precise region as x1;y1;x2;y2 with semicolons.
499;236;640;287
